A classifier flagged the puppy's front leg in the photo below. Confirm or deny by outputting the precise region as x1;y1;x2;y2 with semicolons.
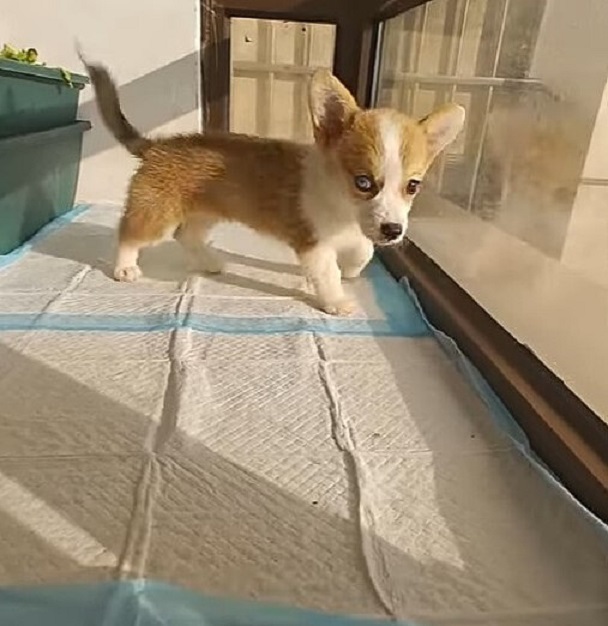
299;245;356;316
338;237;374;279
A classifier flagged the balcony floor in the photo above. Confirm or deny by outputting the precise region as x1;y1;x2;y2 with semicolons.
0;204;606;626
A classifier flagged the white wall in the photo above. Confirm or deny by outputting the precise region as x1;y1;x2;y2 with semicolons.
529;0;608;278
531;0;608;122
582;77;608;181
0;17;9;46
1;0;200;204
560;78;608;283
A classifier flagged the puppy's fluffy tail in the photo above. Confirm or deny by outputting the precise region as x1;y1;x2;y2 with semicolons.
79;52;151;158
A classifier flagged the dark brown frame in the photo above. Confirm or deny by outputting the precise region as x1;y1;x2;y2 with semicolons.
200;0;608;523
200;0;429;131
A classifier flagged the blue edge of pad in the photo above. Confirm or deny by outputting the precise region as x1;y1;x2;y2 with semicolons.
0;205;429;338
0;205;607;626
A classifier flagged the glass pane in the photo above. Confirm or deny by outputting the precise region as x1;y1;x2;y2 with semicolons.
230;18;335;141
376;0;608;421
377;0;556;248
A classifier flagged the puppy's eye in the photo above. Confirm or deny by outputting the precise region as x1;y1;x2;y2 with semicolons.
354;175;374;193
405;179;421;195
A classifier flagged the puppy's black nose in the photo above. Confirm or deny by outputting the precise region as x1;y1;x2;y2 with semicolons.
380;222;403;241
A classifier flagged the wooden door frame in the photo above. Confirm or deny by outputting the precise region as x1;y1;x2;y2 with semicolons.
200;0;429;131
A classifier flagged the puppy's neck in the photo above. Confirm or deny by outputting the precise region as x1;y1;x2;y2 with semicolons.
300;145;360;238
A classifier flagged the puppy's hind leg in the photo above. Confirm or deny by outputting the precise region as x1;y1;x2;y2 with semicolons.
175;214;225;275
114;198;178;282
114;240;144;282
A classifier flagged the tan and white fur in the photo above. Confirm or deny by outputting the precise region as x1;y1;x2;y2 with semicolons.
83;59;465;315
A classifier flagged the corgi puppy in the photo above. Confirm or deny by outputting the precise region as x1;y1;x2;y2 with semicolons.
83;60;464;315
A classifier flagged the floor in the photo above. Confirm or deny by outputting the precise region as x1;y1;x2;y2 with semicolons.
0;204;607;626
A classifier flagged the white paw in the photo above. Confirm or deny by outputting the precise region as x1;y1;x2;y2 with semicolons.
341;265;364;280
321;298;357;317
113;265;142;282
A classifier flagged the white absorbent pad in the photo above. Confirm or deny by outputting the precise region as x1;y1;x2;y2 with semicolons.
0;204;606;626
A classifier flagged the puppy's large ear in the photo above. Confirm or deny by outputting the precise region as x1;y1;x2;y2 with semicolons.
309;69;359;147
419;103;465;160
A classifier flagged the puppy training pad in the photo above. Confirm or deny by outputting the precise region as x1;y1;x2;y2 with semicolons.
0;204;607;626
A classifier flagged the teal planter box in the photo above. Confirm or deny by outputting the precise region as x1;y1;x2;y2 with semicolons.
0;121;91;255
0;59;88;138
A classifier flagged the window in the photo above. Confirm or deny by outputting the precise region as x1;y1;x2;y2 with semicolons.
230;19;335;141
376;0;608;425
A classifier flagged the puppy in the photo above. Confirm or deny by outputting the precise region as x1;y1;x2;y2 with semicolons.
83;60;464;315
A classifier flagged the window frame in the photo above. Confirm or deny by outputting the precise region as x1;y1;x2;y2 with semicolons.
200;0;429;130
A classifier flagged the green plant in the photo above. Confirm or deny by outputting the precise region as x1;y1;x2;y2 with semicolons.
0;43;74;87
